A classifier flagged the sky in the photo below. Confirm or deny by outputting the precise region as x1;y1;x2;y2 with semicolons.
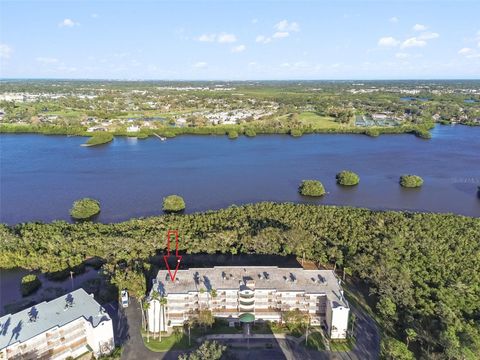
0;0;479;80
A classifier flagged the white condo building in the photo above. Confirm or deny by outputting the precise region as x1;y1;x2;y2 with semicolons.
147;266;349;339
0;288;114;360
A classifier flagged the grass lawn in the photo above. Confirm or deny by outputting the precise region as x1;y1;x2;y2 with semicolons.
330;336;356;351
306;331;326;351
142;330;193;352
298;112;346;129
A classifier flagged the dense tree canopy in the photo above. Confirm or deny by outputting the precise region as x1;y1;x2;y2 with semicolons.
162;195;186;212
336;171;360;186
400;175;424;188
0;202;479;358
299;180;326;196
70;198;101;220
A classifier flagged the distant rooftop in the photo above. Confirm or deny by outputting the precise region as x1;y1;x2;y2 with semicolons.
0;288;111;350
153;266;348;308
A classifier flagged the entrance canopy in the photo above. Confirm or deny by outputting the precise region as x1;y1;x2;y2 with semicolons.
239;313;255;323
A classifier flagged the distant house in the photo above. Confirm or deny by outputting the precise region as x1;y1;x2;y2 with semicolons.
87;126;108;132
0;288;114;360
127;125;140;132
371;113;388;120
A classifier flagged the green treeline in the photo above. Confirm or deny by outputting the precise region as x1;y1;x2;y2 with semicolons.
0;122;434;139
85;132;114;146
1;203;479;358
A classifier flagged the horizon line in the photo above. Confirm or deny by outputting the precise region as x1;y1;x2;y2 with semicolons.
1;78;480;82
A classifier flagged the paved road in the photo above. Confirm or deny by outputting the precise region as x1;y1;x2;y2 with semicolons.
119;299;379;360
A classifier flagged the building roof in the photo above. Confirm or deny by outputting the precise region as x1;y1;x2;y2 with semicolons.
0;288;111;350
152;266;348;308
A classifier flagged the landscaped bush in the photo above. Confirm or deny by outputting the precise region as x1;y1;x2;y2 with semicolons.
227;130;238;139
336;170;360;186
163;195;186;212
70;198;101;220
400;175;424;188
85;132;114;146
298;180;325;196
21;274;41;296
244;128;256;137
289;129;303;137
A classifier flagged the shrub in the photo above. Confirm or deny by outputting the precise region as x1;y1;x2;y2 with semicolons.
289;129;303;137
227;130;238;139
21;274;41;296
400;175;424;188
299;180;326;197
244;128;257;137
365;128;380;137
163;195;186;212
336;170;360;186
85;132;113;146
159;130;176;138
70;198;101;220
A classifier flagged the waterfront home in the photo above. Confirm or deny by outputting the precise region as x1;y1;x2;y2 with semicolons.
127;125;140;132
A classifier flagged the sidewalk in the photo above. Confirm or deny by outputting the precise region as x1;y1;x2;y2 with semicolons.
197;333;301;343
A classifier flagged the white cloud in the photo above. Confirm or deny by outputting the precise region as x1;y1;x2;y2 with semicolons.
395;52;409;59
458;47;474;55
193;61;207;68
217;33;237;43
478;41;480;48
401;37;427;48
418;32;439;40
378;36;399;47
251;18;258;24
197;34;216;42
231;44;246;53
274;20;300;32
273;31;289;39
0;43;13;59
458;46;480;59
197;33;236;44
255;35;271;44
36;57;59;64
389;16;399;23
91;13;99;19
413;24;427;31
59;18;78;28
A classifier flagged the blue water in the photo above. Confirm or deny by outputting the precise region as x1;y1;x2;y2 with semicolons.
1;125;479;224
400;97;430;102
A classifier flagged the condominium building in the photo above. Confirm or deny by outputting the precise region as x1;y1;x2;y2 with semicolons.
147;266;349;339
0;288;114;360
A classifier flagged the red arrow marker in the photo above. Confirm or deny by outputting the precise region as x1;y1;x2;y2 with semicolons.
163;230;182;282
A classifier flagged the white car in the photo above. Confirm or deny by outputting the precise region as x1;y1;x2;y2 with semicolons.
121;290;129;308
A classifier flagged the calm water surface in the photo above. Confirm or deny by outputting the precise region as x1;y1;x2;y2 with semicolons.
1;125;479;223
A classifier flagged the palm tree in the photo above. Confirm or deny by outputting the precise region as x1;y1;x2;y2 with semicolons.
209;288;217;310
142;301;150;343
159;296;167;342
151;290;160;340
406;328;417;347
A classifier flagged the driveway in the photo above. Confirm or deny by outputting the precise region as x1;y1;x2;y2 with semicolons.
120;298;183;360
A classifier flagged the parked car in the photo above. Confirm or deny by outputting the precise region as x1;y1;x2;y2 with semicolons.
121;290;129;308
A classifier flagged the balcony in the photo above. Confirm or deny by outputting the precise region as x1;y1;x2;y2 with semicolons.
239;299;254;306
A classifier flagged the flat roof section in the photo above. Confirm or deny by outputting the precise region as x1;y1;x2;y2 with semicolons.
152;266;348;308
